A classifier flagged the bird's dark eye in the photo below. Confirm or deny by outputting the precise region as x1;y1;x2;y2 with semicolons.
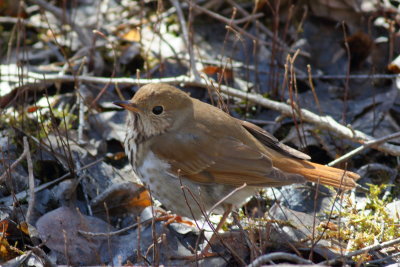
152;106;163;115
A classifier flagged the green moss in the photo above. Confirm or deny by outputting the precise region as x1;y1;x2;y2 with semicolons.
319;184;399;262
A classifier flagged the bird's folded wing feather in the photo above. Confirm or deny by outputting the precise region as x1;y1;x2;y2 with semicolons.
239;120;311;160
151;132;305;186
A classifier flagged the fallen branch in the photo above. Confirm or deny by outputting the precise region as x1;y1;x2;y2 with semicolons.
320;236;400;265
78;218;151;237
216;83;400;156
365;251;400;265
247;252;314;267
2;68;400;156
328;131;400;167
15;84;400;157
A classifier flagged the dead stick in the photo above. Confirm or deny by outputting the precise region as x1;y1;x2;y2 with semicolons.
0;157;103;205
320;237;400;265
24;137;36;225
248;252;313;267
328;131;400;166
3;70;400;156
0;138;29;182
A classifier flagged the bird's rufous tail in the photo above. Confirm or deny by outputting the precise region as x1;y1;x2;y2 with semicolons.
274;158;360;191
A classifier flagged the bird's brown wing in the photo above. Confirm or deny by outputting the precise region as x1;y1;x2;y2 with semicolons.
151;132;305;187
240;120;360;190
239;120;311;160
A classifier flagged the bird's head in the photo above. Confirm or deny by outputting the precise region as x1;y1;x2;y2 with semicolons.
114;83;193;139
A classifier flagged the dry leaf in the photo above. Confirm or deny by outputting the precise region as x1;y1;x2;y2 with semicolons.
91;182;151;219
121;28;141;42
0;220;27;261
36;207;114;265
388;55;400;73
26;106;43;113
202;66;234;81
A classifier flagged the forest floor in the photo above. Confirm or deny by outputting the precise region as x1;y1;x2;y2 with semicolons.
0;0;399;266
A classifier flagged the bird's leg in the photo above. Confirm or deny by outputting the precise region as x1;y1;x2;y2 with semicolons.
173;204;238;260
173;204;233;260
200;204;233;256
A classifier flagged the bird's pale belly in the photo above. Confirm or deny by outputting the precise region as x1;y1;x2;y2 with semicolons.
135;150;257;219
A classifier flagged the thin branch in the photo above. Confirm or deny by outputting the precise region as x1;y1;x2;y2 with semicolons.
247;252;314;267
0;138;29;182
188;1;263;25
176;178;245;264
225;0;293;53
170;0;201;81
328;131;400;166
365;251;400;265
29;246;57;267
208;183;247;214
214;84;400;156
178;57;400;80
29;0;92;46
320;236;400;265
77;85;86;145
3;69;400;156
24;137;36;225
78;215;153;238
1;65;399;86
187;1;307;57
304;73;400;80
0;157;104;205
0;16;47;29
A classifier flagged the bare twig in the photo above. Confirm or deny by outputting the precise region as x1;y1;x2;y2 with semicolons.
77;66;88;145
3;69;400;156
0;16;47;28
170;0;201;81
225;0;298;55
189;1;264;25
215;85;400;156
2;65;399;85
366;251;400;265
176;180;245;265
299;73;400;80
208;183;247;215
307;64;322;115
79;218;151;237
62;229;71;266
341;22;351;124
0;157;104;205
24;137;36;225
29;246;57;267
0;138;29;182
178;57;400;80
29;0;92;46
188;2;281;55
231;212;261;259
320;236;400;265
327;131;400;166
247;252;314;267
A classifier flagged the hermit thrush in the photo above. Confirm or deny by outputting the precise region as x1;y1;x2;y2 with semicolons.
114;83;359;220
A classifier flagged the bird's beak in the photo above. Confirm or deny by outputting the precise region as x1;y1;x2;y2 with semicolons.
113;100;141;113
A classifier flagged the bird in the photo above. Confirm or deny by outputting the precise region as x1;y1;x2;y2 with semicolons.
114;83;360;222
